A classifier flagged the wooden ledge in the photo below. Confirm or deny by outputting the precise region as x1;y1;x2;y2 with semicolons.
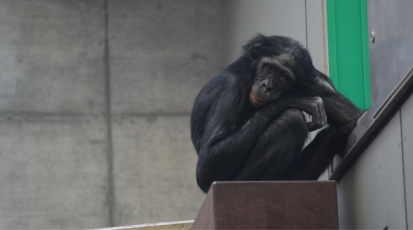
192;181;338;229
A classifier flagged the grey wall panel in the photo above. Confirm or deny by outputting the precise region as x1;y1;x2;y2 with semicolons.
109;55;218;115
401;94;413;228
337;112;406;229
368;0;413;116
0;116;109;229
108;0;224;115
306;0;328;75
0;0;106;114
112;115;204;226
0;1;110;229
108;0;223;226
223;0;306;65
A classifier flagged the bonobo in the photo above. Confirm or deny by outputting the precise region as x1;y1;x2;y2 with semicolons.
190;35;361;193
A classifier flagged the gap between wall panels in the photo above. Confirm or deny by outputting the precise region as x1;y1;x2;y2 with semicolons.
104;0;115;227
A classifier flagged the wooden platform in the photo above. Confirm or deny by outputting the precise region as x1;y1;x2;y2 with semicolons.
191;181;338;229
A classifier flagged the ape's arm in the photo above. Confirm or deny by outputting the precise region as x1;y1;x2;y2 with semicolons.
315;72;362;127
288;72;363;180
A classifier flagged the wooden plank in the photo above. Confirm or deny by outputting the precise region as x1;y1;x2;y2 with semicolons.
192;181;338;229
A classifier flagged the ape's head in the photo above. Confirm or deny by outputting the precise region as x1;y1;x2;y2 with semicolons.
243;35;318;108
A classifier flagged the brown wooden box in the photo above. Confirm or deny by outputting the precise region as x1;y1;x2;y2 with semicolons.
192;181;338;229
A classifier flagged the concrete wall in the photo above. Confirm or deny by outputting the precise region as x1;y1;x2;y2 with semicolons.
0;0;223;229
0;0;331;229
0;1;110;229
108;0;223;226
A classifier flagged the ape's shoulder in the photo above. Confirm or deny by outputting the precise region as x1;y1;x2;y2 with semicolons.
197;70;245;102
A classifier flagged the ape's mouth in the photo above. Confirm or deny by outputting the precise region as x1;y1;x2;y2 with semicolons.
249;91;266;108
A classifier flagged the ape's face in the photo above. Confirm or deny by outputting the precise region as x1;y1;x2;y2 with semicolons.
249;56;296;108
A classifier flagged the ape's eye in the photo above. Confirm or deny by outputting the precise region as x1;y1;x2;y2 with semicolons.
279;76;288;82
264;65;273;73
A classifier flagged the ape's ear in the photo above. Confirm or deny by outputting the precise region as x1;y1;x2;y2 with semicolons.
250;35;264;49
244;34;264;50
243;34;265;60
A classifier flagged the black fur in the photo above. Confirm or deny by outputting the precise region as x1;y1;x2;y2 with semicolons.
191;35;361;193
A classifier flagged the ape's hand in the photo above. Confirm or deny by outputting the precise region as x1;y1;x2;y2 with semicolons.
303;97;327;131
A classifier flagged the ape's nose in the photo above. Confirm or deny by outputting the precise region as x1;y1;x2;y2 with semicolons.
260;79;273;92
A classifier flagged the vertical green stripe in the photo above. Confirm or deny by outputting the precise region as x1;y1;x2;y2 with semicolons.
326;0;371;110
